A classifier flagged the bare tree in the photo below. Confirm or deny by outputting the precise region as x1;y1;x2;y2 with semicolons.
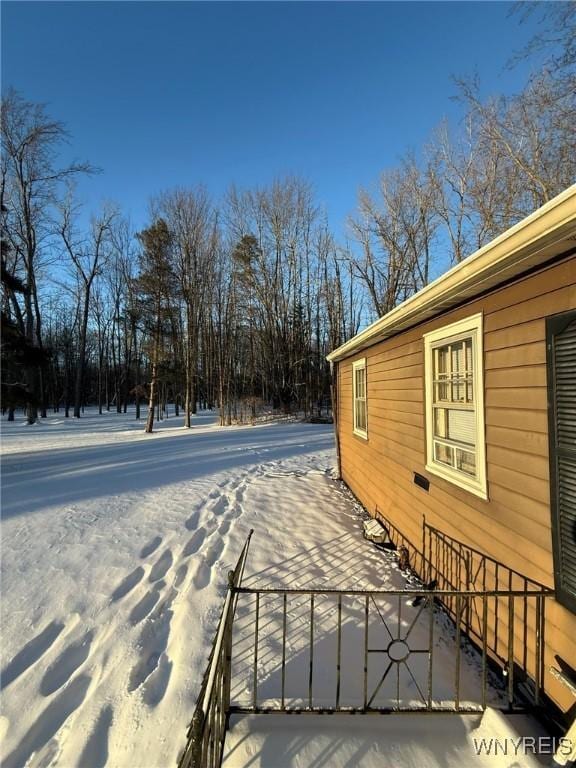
510;2;576;85
59;195;117;418
1;89;93;422
159;187;214;427
349;158;439;318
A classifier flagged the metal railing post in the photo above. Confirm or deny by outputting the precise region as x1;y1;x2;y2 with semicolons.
507;595;515;710
221;571;235;715
253;592;260;710
189;710;204;768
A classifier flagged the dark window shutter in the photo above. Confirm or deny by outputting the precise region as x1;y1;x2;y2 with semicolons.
547;310;576;614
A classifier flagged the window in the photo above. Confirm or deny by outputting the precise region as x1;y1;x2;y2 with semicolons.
547;310;576;614
424;314;487;498
353;358;367;439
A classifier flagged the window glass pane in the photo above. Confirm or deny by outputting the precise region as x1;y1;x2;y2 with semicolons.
355;367;365;399
456;449;476;476
465;338;473;373
452;380;465;402
449;408;475;445
452;342;464;374
359;405;366;431
354;364;367;433
436;346;448;375
355;398;366;431
434;408;447;438
435;382;449;402
434;408;475;446
434;442;454;467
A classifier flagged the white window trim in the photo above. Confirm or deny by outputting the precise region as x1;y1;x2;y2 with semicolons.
423;313;488;500
352;358;368;440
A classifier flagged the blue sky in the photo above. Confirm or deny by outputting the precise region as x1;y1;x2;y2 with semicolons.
2;1;545;240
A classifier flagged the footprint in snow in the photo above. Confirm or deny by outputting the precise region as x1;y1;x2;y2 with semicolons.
227;504;242;520
219;519;231;536
140;536;162;558
34;736;60;767
193;539;224;590
211;496;228;515
142;652;172;708
174;564;188;588
206;537;224;566
3;674;91;768
183;529;206;557
185;509;200;531
77;704;113;768
129;590;160;626
149;549;173;582
204;518;218;538
1;620;65;691
39;630;94;697
193;559;211;591
128;593;174;692
111;567;144;602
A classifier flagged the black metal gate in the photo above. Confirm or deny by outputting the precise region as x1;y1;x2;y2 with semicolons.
177;525;553;768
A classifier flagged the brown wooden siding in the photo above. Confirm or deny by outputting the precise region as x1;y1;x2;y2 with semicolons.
337;254;576;714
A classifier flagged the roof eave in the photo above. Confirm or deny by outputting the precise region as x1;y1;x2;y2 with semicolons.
327;185;576;364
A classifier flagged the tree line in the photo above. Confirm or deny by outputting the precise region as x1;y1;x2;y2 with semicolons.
2;3;574;428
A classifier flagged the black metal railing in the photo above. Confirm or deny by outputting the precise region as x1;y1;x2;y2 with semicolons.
177;522;554;767
422;519;552;704
228;584;551;716
177;530;253;768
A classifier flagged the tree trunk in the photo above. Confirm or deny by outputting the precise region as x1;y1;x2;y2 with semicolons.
145;360;157;433
184;381;192;428
73;288;90;418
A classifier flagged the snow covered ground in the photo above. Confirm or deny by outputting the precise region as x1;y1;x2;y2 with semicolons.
1;408;334;768
1;408;553;767
222;710;554;768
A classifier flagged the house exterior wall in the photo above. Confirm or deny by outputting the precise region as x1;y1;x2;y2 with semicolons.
336;254;576;714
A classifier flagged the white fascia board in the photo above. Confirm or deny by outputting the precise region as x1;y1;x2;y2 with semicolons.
327;185;576;363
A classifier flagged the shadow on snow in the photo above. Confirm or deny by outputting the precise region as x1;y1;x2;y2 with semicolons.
1;421;334;519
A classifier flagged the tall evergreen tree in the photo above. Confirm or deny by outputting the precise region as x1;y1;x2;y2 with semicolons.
135;218;176;433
